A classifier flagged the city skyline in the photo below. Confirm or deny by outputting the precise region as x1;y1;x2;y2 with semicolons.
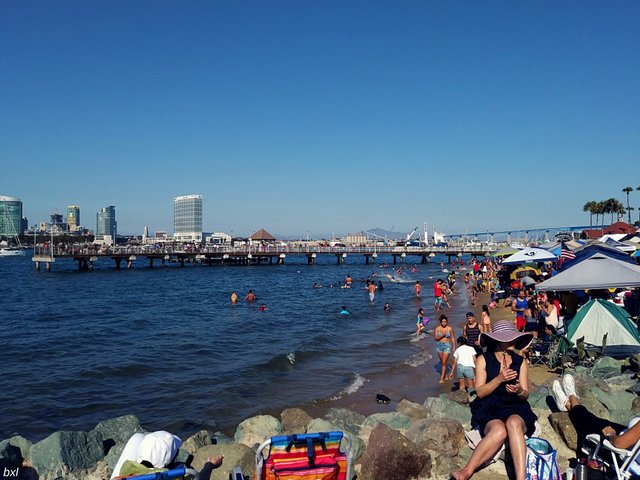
2;2;639;236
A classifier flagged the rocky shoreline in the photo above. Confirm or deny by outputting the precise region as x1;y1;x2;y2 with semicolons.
2;355;639;480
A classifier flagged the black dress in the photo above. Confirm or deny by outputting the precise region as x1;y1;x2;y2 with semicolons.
470;351;537;437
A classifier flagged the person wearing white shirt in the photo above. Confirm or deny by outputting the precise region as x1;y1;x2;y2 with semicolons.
450;336;477;393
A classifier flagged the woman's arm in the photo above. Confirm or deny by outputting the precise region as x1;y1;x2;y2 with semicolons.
508;357;529;400
605;420;640;450
433;328;440;341
450;327;457;350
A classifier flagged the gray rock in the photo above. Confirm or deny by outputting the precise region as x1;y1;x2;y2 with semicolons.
549;412;578;451
633;396;640;412
592;387;635;411
592;356;622;379
104;442;125;472
605;373;638;392
445;390;470;405
306;418;335;434
358;423;431;480
29;430;105;477
528;386;549;409
404;418;465;455
580;390;610;420
428;450;465;477
324;408;365;433
234;415;283;449
608;409;637;426
182;430;214;455
395;399;430;420
191;443;255;480
212;431;233;445
281;408;313;434
423;397;472;427
0;436;32;467
92;415;143;450
362;412;412;431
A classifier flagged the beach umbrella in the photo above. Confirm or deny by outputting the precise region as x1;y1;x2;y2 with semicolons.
631;250;640;258
502;247;557;265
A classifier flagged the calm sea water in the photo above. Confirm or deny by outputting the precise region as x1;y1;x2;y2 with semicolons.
1;253;453;441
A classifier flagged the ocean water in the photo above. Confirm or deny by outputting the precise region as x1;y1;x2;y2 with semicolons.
0;253;452;441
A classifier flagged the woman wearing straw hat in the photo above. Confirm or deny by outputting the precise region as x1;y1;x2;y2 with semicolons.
452;320;536;480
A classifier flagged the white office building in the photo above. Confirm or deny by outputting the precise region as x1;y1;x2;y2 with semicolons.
174;194;202;242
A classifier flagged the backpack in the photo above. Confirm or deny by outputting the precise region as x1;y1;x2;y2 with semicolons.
525;437;561;480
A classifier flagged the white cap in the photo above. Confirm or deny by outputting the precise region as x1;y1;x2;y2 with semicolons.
136;431;182;468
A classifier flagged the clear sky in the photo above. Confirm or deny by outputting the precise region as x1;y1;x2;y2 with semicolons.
1;1;639;238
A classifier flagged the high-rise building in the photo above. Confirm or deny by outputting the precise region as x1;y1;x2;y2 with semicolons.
0;195;23;237
174;195;202;242
67;205;80;231
96;206;117;239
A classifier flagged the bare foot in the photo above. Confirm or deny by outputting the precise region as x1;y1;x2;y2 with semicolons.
439;379;445;384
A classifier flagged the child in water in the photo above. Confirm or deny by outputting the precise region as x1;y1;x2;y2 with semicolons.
415;308;430;335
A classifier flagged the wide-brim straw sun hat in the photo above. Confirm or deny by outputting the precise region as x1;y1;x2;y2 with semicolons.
480;320;534;350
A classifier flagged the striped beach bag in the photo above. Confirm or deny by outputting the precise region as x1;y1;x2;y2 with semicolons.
525;437;560;480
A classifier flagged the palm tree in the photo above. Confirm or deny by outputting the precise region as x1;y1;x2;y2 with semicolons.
595;201;606;226
583;201;597;227
623;186;634;223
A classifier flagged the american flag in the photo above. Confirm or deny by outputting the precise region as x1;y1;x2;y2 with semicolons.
560;242;576;261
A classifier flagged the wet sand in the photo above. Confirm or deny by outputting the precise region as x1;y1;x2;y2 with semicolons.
305;283;480;418
304;287;558;420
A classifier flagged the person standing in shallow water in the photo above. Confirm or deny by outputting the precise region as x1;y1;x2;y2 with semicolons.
245;290;256;302
415;280;422;297
434;315;455;384
230;291;238;304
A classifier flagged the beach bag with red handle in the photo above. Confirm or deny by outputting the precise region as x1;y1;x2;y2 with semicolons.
255;432;353;480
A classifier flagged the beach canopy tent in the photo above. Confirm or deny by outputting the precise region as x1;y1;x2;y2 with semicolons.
502;247;557;265
604;237;636;252
492;246;521;257
564;244;637;270
537;254;640;291
567;299;640;355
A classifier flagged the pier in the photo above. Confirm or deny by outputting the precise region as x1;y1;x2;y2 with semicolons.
31;244;497;272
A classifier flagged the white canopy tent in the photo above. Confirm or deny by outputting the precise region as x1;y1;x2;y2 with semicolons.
537;253;640;291
502;247;557;265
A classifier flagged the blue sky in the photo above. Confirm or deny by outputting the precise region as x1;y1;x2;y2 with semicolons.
1;1;639;237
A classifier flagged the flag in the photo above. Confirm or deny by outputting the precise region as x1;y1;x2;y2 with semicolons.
560;242;576;261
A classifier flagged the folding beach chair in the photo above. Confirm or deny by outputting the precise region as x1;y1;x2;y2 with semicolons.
532;335;574;372
255;431;353;480
113;465;199;480
585;433;640;480
577;334;608;369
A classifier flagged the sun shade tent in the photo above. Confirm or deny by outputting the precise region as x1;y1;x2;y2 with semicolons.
510;266;542;280
537;254;640;291
567;299;640;355
492;246;521;257
502;247;557;265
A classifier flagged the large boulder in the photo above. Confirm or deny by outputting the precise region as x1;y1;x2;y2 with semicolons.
324;408;365;434
549;412;578;451
29;430;105;478
234;415;283;449
445;390;470;405
580;390;610;420
0;436;32;469
362;412;412;431
405;418;465;455
423;397;472;427
592;356;622;379
396;399;430;420
592;387;635;411
191;443;255;480
92;415;143;452
182;430;214;455
358;423;431;480
281;408;313;434
605;373;638;392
